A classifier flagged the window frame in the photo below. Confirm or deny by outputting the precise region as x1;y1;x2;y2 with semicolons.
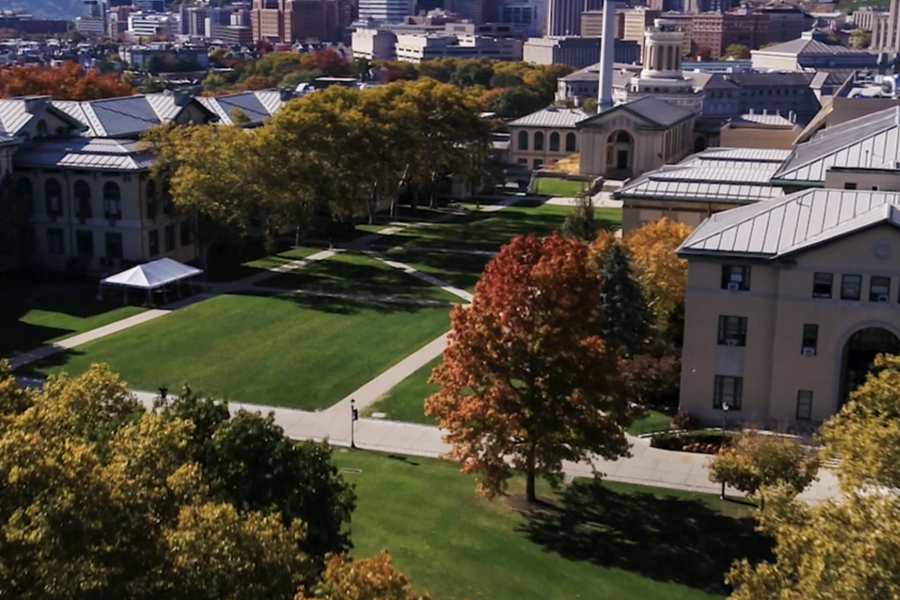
721;264;751;291
717;315;747;346
713;375;743;410
165;224;176;252
812;272;833;299
870;276;891;302
105;231;123;260
47;227;64;255
75;230;93;257
148;229;159;257
801;323;818;355
796;390;813;420
841;274;862;301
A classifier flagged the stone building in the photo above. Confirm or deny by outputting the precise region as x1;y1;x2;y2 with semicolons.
508;106;586;170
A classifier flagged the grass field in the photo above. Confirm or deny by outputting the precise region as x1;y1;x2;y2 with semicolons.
531;177;588;197
335;451;767;600
364;356;441;424
628;409;674;436
0;283;145;358
381;249;492;293
255;252;462;303
205;246;322;283
29;293;451;410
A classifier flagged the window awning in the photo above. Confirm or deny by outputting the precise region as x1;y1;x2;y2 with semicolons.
101;258;203;290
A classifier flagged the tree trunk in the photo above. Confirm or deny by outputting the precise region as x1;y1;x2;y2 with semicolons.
526;443;537;504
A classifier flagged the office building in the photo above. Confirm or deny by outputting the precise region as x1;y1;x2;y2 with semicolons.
546;0;582;36
358;0;415;23
581;9;624;38
394;32;523;62
523;36;639;69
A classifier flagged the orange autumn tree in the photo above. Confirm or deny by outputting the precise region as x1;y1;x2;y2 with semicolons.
426;232;631;504
295;552;428;600
0;62;133;101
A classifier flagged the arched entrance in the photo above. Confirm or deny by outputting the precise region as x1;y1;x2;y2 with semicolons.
840;327;900;405
606;130;633;177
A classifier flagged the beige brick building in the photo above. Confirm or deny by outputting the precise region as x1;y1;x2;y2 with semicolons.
508;106;587;171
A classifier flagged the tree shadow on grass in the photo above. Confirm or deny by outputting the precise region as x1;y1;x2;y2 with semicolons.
233;288;452;317
519;480;771;595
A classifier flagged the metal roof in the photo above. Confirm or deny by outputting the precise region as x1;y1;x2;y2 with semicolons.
772;106;900;183
509;106;590;128
755;36;875;56
197;90;285;126
729;113;796;127
14;138;155;172
0;96;85;141
53;93;212;138
678;188;900;258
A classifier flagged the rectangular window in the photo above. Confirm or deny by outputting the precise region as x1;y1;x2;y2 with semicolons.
47;228;64;255
75;230;93;257
105;232;123;260
796;390;812;420
713;375;743;410
844;182;857;190
870;276;891;302
801;324;818;355
148;229;159;256
165;224;175;252
721;264;751;291
812;272;833;298
841;274;862;300
717;315;747;346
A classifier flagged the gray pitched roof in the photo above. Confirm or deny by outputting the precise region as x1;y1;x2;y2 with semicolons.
14;138;155;172
197;90;285;126
596;96;694;128
772;105;900;183
616;147;788;204
755;36;874;56
509;106;590;128
729;113;796;127
54;93;215;138
678;188;900;259
0;96;85;141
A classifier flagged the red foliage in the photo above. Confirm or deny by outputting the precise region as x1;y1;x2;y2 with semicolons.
0;62;133;101
303;49;352;78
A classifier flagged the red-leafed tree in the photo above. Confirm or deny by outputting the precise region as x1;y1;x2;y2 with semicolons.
426;232;632;504
303;49;352;78
0;62;133;100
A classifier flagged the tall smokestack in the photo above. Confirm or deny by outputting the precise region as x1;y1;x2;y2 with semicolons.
598;0;615;111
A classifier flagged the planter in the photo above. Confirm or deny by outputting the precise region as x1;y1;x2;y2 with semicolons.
650;430;730;454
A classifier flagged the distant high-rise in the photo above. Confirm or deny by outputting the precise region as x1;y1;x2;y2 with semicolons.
546;0;581;35
358;0;414;23
251;0;346;41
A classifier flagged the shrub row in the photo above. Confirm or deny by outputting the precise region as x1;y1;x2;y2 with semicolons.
650;430;730;454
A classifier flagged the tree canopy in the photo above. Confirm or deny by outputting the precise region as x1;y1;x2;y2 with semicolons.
426;233;631;504
0;61;133;100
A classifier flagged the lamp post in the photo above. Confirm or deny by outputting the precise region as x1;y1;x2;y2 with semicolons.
350;398;359;449
159;385;168;402
720;402;730;500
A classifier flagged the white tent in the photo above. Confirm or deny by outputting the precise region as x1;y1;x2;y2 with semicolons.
101;258;203;290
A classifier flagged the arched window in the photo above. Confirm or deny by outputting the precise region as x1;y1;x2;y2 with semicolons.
534;131;544;151
565;132;576;152
518;130;528;150
74;180;92;218
146;180;157;219
606;130;633;171
103;182;121;219
162;180;174;215
37;119;48;138
45;178;62;217
16;178;33;215
549;132;560;152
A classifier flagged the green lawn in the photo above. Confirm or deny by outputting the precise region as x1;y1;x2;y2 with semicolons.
530;177;588;197
0;283;145;358
335;451;767;600
29;293;451;410
364;356;441;424
205;246;322;283
382;249;492;292
628;409;674;436
255;252;462;303
376;204;621;253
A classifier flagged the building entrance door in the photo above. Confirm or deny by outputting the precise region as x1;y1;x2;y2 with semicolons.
840;327;900;406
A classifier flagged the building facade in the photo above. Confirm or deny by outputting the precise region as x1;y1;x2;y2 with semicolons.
358;0;414;23
508;106;587;170
523;36;639;69
581;9;624;38
546;0;582;36
678;188;900;426
394;33;523;62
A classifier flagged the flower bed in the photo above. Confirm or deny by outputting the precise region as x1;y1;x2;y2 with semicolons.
650;430;730;455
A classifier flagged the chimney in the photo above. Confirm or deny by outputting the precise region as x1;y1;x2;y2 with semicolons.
597;0;616;111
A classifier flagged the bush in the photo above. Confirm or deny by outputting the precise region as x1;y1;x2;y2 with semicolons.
651;430;728;454
670;410;698;431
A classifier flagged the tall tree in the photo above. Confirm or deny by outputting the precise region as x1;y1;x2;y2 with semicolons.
0;61;133;100
598;244;649;357
426;233;631;503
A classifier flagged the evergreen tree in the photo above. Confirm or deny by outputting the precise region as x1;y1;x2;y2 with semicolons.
599;244;649;357
562;194;597;241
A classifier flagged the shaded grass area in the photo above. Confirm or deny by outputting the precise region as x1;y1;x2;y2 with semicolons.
335;450;767;600
628;409;673;436
28;293;451;410
205;246;321;283
530;177;588;197
376;204;622;253
363;356;441;424
382;248;492;293
255;252;462;303
0;282;145;358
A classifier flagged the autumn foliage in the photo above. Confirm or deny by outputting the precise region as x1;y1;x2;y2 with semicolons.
0;62;133;101
296;552;429;600
426;233;631;503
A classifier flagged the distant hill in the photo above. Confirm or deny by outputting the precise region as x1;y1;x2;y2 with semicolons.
0;0;84;20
